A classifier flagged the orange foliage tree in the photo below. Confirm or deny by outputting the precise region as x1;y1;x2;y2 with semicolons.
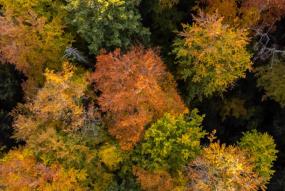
199;0;285;30
241;0;285;28
133;166;174;191
92;47;186;150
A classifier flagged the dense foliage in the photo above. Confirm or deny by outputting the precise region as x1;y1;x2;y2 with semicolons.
92;47;186;150
173;13;252;100
0;0;72;97
0;149;86;190
65;0;150;54
134;110;205;171
0;0;284;190
199;0;285;29
133;166;175;191
186;142;265;191
239;130;278;183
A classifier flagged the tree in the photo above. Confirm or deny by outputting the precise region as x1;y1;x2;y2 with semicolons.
0;0;65;17
13;62;86;135
256;63;285;107
186;142;265;191
241;0;285;29
197;0;238;23
0;149;86;190
239;130;278;183
133;166;175;191
92;47;186;150
172;12;252;101
12;63;88;158
64;0;149;55
196;0;260;28
10;62;120;190
6;63;130;190
198;0;285;30
134;110;206;171
0;1;72;97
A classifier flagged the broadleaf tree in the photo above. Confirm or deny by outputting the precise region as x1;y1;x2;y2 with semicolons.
172;12;252;101
92;46;186;150
0;0;72;97
186;142;265;191
239;130;278;184
134;110;206;171
65;0;150;55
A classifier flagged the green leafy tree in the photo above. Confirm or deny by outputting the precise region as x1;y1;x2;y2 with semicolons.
65;0;149;54
134;109;206;171
172;12;252;101
239;130;278;183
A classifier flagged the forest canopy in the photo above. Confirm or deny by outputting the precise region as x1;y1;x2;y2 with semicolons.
0;0;284;190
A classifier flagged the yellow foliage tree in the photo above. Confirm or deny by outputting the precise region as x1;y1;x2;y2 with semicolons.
13;63;87;156
99;144;123;171
186;143;265;191
173;12;252;100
